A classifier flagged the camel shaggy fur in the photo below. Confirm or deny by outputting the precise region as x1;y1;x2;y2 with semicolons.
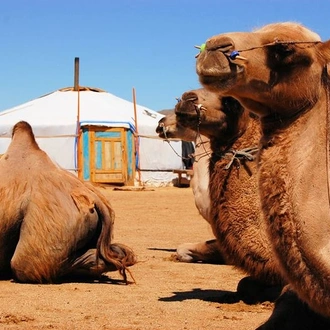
196;22;330;328
156;112;224;264
0;121;136;284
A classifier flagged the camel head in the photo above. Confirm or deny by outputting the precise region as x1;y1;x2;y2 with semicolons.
196;22;330;119
174;88;250;142
156;111;197;141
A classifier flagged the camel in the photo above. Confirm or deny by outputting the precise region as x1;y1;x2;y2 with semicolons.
156;112;224;264
159;89;284;303
0;121;136;284
172;88;285;303
196;22;330;328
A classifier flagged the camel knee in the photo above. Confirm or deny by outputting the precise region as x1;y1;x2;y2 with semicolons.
237;276;283;304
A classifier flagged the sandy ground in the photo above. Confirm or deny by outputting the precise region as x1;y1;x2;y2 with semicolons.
0;186;273;330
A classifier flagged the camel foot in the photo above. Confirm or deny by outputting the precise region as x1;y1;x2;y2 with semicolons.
236;276;282;304
256;288;330;330
176;239;225;264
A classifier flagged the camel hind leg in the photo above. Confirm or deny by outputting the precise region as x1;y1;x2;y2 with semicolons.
0;223;21;279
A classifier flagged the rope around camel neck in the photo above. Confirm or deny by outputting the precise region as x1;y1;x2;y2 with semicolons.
222;146;259;170
326;78;330;209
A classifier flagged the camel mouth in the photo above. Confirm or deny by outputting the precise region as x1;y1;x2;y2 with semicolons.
156;128;167;139
175;100;199;116
198;74;235;92
196;58;235;88
196;49;243;92
176;112;201;126
157;132;166;138
156;126;177;139
156;122;172;138
155;123;164;134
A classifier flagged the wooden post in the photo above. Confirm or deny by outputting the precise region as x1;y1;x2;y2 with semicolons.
74;57;79;91
132;87;141;186
74;57;82;179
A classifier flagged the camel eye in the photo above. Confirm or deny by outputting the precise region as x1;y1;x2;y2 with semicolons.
222;97;242;114
267;43;296;69
273;44;294;59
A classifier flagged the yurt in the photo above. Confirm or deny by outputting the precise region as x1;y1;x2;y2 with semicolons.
0;87;183;186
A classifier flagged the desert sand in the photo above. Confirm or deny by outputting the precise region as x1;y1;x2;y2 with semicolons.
0;186;273;330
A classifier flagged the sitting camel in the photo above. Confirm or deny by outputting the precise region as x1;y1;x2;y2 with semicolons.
196;22;330;328
173;88;285;303
0;121;136;284
156;112;224;264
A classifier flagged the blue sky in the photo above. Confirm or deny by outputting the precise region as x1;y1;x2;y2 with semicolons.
0;0;329;112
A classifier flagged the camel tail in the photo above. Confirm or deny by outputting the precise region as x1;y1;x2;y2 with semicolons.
91;187;137;283
107;243;137;283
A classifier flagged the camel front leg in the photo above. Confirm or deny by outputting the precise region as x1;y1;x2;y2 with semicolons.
176;239;225;264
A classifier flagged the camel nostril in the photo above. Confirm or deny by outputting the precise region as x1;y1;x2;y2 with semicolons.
206;36;235;54
185;97;198;102
215;44;233;52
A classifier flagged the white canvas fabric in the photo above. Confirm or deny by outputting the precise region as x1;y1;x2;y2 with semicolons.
0;88;183;185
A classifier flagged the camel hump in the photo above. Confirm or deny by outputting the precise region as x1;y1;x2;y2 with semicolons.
12;121;34;137
10;121;40;151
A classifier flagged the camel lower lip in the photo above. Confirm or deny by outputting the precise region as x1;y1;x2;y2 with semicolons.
175;112;197;120
199;75;228;87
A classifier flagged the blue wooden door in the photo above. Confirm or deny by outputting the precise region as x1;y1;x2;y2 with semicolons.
81;126;135;185
91;128;127;183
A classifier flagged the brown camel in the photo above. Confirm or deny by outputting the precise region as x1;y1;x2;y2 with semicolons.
173;88;285;303
196;22;330;328
156;112;224;264
0;121;136;284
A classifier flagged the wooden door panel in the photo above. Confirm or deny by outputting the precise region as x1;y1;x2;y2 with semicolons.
91;129;127;183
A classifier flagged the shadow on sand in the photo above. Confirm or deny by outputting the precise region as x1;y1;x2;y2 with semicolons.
159;288;240;304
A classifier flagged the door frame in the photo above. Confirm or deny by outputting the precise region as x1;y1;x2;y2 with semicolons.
79;125;135;185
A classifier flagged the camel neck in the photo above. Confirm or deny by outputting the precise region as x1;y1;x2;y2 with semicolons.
258;91;330;315
210;117;261;165
207;116;281;284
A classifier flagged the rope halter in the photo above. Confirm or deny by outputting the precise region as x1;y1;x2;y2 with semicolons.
222;146;259;170
195;39;322;60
